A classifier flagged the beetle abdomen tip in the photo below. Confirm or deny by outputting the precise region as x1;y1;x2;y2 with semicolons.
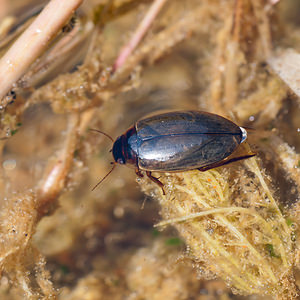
240;127;248;143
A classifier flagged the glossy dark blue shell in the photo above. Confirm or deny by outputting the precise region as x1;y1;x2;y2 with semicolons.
134;111;243;171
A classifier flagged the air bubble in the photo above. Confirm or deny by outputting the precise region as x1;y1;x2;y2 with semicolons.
3;159;16;170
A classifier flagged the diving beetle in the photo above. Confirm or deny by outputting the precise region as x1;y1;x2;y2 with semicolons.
92;111;255;194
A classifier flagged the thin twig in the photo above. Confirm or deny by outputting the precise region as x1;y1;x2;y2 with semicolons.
251;0;272;58
112;0;168;72
0;0;83;102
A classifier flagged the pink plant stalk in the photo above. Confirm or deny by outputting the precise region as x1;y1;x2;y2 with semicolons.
113;0;168;72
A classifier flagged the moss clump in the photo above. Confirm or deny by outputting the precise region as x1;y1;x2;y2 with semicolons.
140;157;297;298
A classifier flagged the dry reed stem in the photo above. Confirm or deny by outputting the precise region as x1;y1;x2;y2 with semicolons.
210;17;232;115
23;20;94;89
224;41;240;111
251;0;272;58
224;0;241;111
0;0;83;102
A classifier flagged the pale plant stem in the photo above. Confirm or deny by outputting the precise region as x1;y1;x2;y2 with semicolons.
113;0;168;72
0;0;8;19
251;0;272;58
269;0;280;5
0;0;83;101
37;113;79;216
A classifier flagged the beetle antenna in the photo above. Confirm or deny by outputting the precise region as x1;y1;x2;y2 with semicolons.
92;163;116;191
89;128;114;143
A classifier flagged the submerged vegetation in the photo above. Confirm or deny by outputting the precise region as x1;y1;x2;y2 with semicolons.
0;0;299;299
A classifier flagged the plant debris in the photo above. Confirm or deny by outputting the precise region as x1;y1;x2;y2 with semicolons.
0;0;299;299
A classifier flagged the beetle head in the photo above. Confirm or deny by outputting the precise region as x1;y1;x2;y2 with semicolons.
112;135;126;165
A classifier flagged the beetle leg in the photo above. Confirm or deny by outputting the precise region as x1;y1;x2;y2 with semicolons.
135;167;144;178
198;153;256;172
146;171;165;195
